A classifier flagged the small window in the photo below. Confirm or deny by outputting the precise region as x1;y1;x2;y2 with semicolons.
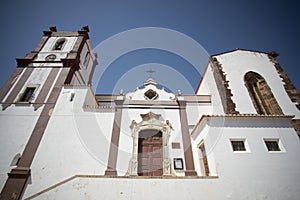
53;38;65;50
231;140;246;151
70;93;75;102
144;89;158;100
20;87;36;102
264;140;280;151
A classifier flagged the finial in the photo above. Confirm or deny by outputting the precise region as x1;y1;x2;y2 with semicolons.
82;26;90;32
49;26;57;32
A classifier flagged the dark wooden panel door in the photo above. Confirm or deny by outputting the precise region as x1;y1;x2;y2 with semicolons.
138;130;163;176
199;143;209;176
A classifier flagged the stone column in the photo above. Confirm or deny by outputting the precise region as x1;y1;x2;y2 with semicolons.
177;99;197;176
104;99;124;175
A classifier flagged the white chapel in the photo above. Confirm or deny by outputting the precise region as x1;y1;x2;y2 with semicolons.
0;27;300;200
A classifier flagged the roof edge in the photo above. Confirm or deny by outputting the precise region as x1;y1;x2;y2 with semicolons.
211;48;273;57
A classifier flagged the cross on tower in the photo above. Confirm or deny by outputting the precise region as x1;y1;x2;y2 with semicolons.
147;68;155;78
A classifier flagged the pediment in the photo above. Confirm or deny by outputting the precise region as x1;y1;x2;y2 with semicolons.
140;111;161;121
125;78;176;101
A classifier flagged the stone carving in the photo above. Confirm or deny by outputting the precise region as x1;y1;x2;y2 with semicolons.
127;111;173;176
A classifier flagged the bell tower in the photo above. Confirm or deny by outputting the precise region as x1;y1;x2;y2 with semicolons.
0;26;97;199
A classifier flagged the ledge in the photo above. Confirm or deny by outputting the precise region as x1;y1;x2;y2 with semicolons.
24;174;218;200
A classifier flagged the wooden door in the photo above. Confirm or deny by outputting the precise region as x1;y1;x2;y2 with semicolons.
138;130;163;176
199;143;209;176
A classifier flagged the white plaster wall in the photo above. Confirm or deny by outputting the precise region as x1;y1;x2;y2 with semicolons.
1;69;26;102
23;117;300;200
24;87;115;197
216;50;300;118
186;103;212;126
24;177;223;200
0;105;42;191
196;63;225;115
116;108;185;176
34;37;77;62
126;83;175;101
0;67;54;190
23;173;299;200
14;68;51;102
40;37;77;53
192;117;300;199
192;124;218;176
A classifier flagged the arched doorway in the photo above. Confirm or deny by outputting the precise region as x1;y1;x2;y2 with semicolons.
138;130;163;176
126;112;172;176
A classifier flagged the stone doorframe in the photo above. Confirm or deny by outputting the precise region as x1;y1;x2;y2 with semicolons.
126;111;173;176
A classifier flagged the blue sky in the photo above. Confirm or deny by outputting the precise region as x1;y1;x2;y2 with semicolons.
0;0;299;94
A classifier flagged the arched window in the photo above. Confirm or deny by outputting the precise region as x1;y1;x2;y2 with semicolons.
53;38;66;50
244;71;283;114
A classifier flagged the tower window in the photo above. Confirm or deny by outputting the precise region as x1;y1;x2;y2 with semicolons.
264;140;281;151
53;38;66;50
19;87;36;102
231;140;246;151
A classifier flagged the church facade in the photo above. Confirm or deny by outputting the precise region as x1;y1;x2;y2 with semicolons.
0;27;300;199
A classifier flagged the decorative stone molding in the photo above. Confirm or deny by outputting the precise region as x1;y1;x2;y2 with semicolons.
244;71;283;115
268;53;300;110
210;57;239;114
291;119;300;138
268;53;300;137
126;111;173;176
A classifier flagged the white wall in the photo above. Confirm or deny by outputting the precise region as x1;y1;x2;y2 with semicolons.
196;63;225;115
215;50;300;118
0;105;42;190
24;87;115;197
191;116;300;199
116;108;186;176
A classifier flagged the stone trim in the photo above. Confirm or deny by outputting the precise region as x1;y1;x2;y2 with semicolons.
33;68;60;110
268;53;300;110
244;71;283;115
0;68;71;199
2;68;34;110
291;119;300;138
0;167;31;200
126;111;172;176
268;53;300;137
104;99;124;176
0;67;24;102
177;100;197;176
210;57;239;114
201;114;294;118
31;35;49;53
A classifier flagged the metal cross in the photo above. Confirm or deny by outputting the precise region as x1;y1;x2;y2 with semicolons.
147;68;155;78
